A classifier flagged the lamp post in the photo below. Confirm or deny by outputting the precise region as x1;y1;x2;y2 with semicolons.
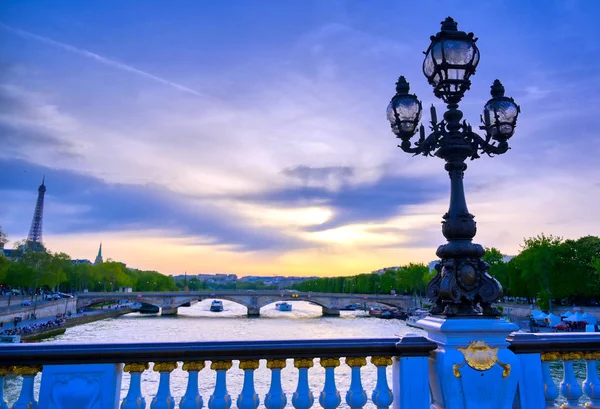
387;17;520;317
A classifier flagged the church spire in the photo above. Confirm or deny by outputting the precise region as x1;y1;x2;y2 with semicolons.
94;243;103;265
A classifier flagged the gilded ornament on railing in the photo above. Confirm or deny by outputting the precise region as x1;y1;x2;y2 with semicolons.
541;352;561;362
320;357;340;368
370;356;393;367
182;361;205;371
583;351;600;360
239;360;260;370
13;365;43;376
541;352;588;362
0;366;15;376
453;341;511;378
267;359;287;369
294;358;314;369
345;357;367;367
561;352;583;361
211;360;233;371
124;362;150;373
153;362;178;372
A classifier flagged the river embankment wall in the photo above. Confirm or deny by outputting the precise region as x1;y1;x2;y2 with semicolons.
0;299;77;324
499;303;600;319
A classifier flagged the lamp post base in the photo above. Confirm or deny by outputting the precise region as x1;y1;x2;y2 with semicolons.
419;316;519;409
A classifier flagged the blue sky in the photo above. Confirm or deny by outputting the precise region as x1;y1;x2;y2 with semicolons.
1;1;599;276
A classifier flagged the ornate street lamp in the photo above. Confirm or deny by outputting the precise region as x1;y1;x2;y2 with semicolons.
387;17;520;317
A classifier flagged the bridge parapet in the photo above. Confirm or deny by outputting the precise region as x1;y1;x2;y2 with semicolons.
2;330;599;408
0;336;435;409
76;291;413;316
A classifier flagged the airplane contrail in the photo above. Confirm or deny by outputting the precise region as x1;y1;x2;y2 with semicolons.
0;22;204;97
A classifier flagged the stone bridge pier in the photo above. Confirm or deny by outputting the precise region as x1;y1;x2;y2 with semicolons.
321;306;340;316
161;306;179;316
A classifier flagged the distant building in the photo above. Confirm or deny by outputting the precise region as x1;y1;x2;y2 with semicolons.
196;274;237;283
72;259;92;265
94;243;103;265
372;267;400;275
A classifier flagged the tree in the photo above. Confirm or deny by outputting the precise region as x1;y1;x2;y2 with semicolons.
0;226;8;249
483;247;504;266
483;247;509;292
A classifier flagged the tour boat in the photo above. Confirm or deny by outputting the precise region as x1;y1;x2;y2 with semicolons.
210;300;224;312
275;302;292;311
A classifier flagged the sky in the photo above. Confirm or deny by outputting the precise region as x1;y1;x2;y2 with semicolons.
1;1;599;277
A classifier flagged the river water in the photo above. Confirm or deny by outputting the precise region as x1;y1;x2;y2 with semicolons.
6;300;425;408
4;300;593;407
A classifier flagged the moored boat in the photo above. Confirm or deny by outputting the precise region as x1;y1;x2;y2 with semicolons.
406;309;429;328
210;300;224;312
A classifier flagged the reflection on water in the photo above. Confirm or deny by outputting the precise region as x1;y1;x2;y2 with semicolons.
5;301;424;408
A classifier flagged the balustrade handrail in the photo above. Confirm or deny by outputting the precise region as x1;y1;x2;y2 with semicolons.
507;332;600;354
0;336;437;365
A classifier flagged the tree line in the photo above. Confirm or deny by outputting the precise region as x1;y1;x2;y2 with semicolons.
290;234;600;310
2;224;598;307
485;234;600;309
0;228;177;293
290;263;434;295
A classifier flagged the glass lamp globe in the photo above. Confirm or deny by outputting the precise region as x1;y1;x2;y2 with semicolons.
422;17;480;103
483;80;520;141
387;76;422;139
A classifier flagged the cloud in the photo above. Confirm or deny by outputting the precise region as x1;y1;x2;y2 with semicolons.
0;158;306;252
0;84;82;161
281;165;354;189
0;23;204;97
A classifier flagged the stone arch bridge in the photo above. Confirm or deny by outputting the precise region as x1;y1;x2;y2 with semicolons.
76;290;413;316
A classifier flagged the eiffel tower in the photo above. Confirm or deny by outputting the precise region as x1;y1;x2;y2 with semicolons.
26;176;46;251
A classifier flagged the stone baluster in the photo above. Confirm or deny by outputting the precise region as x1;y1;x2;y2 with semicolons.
12;365;42;409
541;353;560;408
370;357;393;409
208;360;233;409
180;361;205;409
151;362;178;409
319;358;341;409
345;357;368;409
582;352;600;409
559;352;583;408
121;362;150;409
237;360;260;409
0;366;14;409
292;358;314;409
265;359;287;409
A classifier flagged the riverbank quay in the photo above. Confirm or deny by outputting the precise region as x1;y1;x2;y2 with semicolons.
1;307;132;341
498;303;600;320
0;298;77;326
